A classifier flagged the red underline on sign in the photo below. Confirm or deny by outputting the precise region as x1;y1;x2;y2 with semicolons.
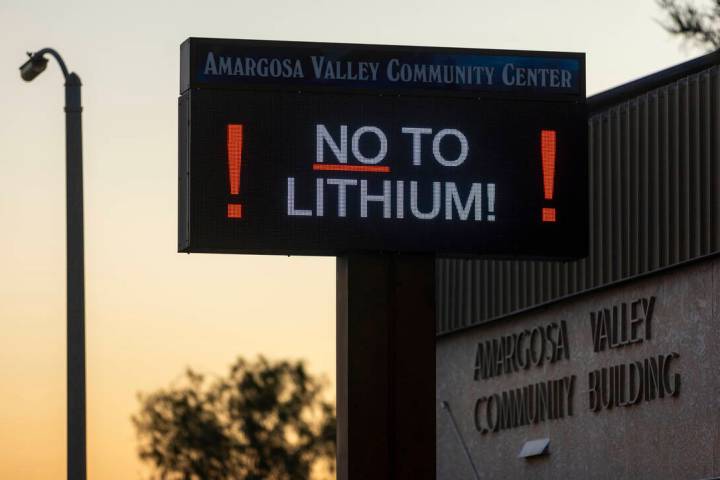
312;164;391;173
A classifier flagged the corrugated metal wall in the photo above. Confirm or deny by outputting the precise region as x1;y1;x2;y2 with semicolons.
437;63;720;335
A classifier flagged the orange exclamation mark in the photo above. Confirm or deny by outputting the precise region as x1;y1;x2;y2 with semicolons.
227;124;243;218
541;130;556;222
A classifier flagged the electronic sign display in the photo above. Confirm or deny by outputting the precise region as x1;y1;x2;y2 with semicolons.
179;38;587;258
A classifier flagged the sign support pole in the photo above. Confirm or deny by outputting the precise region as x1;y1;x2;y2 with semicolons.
336;254;436;480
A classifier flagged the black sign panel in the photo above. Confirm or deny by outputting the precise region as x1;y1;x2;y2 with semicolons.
179;38;587;258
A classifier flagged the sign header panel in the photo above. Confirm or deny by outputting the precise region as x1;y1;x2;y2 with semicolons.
182;38;583;98
179;38;587;258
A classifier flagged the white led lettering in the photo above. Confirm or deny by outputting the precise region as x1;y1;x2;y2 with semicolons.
287;177;312;216
432;129;468;167
327;178;358;217
396;180;405;219
316;124;347;163
360;180;392;218
352;126;387;165
401;127;432;166
410;181;441;219
316;178;324;217
445;182;482;220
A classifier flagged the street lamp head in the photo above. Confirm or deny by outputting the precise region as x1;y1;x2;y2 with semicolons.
19;52;48;82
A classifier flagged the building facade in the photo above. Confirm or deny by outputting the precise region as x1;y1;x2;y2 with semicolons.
437;51;720;479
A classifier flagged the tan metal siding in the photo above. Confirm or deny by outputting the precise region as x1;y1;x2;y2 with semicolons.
437;65;720;335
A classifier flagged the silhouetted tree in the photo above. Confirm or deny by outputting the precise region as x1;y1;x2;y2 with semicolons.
133;356;336;480
658;0;720;49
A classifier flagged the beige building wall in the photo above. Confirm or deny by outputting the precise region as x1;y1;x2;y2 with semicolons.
437;256;720;479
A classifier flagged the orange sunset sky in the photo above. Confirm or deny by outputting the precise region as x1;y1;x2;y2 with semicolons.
0;0;698;478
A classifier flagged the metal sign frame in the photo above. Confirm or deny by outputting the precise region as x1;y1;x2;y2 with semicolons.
179;38;587;259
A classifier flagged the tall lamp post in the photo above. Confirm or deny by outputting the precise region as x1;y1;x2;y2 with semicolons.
20;49;86;480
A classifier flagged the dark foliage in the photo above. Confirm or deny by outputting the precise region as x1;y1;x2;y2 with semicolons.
133;356;336;480
658;0;720;49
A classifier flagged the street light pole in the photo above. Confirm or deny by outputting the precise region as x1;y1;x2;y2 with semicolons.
20;49;86;480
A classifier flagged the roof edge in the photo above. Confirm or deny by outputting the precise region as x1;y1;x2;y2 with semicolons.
588;49;720;113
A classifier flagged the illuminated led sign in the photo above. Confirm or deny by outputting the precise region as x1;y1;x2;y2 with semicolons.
179;38;587;257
